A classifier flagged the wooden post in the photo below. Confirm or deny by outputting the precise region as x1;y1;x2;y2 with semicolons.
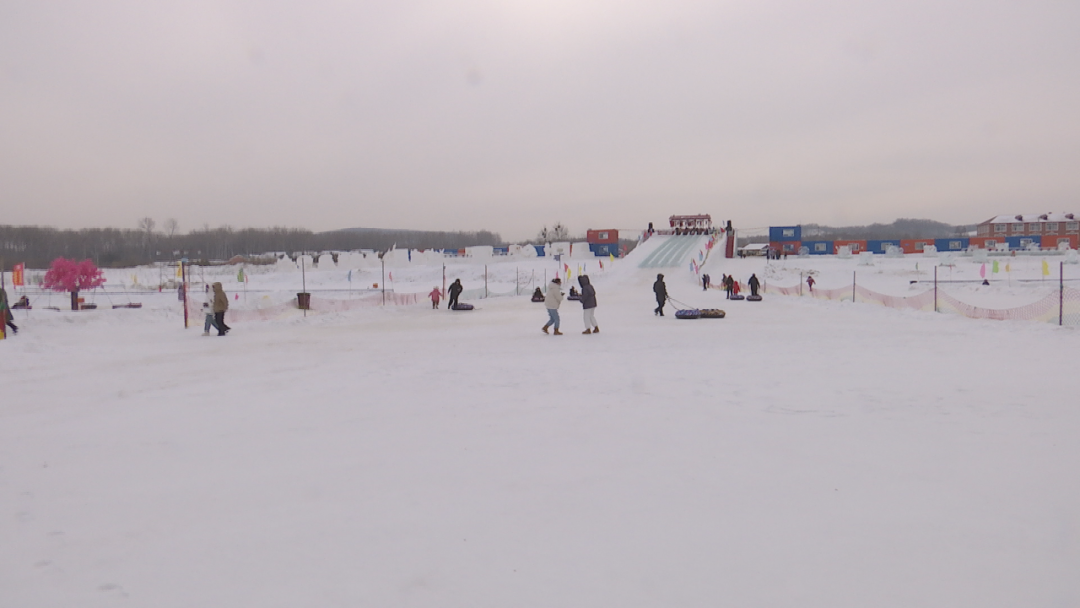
181;261;188;328
485;265;488;298
1060;261;1065;326
852;271;856;303
302;256;308;317
934;265;938;313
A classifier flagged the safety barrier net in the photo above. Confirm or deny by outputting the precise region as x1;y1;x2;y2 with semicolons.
764;281;1080;326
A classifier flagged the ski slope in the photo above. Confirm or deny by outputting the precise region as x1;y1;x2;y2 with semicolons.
632;234;713;269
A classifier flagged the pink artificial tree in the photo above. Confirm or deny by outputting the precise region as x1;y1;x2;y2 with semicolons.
42;258;106;310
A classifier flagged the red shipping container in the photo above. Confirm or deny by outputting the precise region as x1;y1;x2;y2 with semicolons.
586;229;619;244
900;239;934;254
832;240;866;254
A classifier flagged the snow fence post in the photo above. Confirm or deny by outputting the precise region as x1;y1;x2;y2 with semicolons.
934;266;938;313
181;260;188;328
852;271;856;303
1061;261;1065;326
302;256;308;318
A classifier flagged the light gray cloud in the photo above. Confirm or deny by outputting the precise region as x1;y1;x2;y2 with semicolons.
2;0;1079;241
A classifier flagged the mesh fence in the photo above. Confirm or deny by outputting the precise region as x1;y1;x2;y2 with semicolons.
765;279;1080;326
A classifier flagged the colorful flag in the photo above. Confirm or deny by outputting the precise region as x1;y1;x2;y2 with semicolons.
389;272;393;281
237;268;245;282
1005;263;1011;273
176;264;183;278
1042;260;1050;276
980;263;986;278
599;259;604;270
609;254;614;262
992;260;999;274
347;270;352;283
12;263;24;286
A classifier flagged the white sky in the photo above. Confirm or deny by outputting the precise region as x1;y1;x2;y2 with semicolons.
2;0;1079;241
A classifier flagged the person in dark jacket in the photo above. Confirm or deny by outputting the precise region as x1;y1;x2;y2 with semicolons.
447;279;463;309
578;275;599;334
724;275;734;299
653;274;668;316
1;287;17;335
702;274;710;291
748;273;761;297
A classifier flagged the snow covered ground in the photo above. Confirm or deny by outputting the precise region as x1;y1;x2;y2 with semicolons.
2;246;1078;607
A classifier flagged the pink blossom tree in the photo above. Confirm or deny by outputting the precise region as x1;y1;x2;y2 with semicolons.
42;258;106;310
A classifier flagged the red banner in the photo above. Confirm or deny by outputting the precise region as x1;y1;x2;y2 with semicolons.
12;263;24;286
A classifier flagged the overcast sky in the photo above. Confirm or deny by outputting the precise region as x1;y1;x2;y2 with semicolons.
2;1;1078;241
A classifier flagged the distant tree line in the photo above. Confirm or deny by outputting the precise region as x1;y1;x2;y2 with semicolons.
0;223;504;269
800;218;974;240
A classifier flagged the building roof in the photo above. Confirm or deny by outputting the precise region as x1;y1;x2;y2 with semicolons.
982;213;1076;224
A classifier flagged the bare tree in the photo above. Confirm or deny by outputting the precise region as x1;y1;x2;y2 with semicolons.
537;222;570;243
163;218;179;237
137;217;156;234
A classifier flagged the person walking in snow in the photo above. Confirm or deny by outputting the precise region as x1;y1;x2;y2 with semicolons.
447;279;463;309
806;275;815;293
0;286;17;336
724;274;734;299
541;277;564;335
748;273;760;297
212;282;230;336
653;274;668;316
702;274;710;291
429;286;442;309
578;275;599;334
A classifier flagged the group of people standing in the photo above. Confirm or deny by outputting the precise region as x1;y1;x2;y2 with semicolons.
542;275;598;335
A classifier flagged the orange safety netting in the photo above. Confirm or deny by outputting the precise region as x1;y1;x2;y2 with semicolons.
765;281;1080;326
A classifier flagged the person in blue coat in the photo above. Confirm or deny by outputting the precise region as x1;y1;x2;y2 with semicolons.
578;275;599;334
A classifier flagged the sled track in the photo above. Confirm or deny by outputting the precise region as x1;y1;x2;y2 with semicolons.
638;236;705;268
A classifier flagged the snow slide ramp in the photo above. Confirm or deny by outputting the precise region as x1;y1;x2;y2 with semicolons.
634;235;712;269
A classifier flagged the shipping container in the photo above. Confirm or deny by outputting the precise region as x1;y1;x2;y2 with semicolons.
1006;235;1041;250
899;239;935;254
832;239;866;254
534;245;546;256
769;226;802;242
800;240;833;255
769;241;801;254
588;243;619;257
866;239;902;253
586;229;619;244
934;237;969;251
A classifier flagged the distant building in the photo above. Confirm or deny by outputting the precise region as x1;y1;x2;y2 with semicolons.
977;213;1078;238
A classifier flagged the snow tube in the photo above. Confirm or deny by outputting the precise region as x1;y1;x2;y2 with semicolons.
700;308;726;318
729;295;745;301
452;303;475;311
746;294;762;302
567;295;582;301
531;296;545;303
675;309;701;319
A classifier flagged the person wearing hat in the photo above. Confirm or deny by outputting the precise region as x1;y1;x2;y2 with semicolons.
211;282;230;336
653;274;668;316
541;277;564;335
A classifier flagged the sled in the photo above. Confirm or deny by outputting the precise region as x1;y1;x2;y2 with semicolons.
452;303;475;311
531;297;545;302
700;308;726;318
675;309;701;319
112;303;143;309
746;295;762;302
729;295;745;301
567;295;582;301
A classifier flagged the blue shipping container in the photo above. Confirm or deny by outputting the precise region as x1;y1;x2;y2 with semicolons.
1006;235;1041;249
769;226;801;242
801;240;833;255
589;243;619;257
866;239;902;253
934;237;969;251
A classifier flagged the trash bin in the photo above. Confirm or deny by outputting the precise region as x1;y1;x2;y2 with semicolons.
297;292;311;310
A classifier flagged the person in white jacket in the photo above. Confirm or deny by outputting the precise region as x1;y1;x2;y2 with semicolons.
541;278;564;335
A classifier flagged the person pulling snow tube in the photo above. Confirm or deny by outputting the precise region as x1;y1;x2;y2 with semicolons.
675;309;702;319
699;308;726;318
452;303;475;310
